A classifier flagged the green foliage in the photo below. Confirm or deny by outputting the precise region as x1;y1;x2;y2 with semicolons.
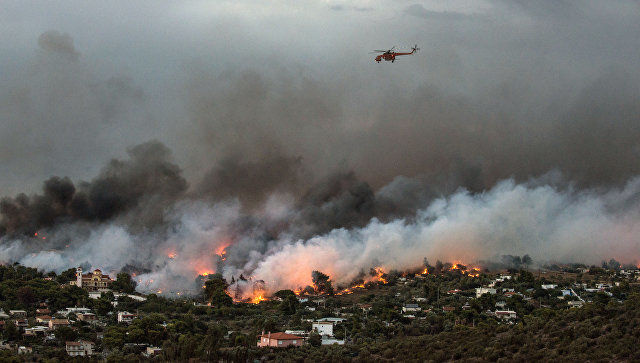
110;272;137;293
308;331;322;347
203;274;233;307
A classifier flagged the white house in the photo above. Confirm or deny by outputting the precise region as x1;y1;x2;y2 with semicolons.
117;311;137;323
402;304;421;313
495;310;517;320
66;341;94;357
476;287;497;298
312;321;334;336
541;284;557;290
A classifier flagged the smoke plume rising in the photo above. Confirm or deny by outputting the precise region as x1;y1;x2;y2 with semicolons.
1;1;639;296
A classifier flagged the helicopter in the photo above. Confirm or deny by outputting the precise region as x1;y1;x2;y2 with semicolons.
372;44;419;63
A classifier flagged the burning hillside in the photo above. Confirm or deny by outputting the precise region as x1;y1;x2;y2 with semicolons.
0;141;639;298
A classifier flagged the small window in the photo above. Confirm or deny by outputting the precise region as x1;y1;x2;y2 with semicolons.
278;341;282;345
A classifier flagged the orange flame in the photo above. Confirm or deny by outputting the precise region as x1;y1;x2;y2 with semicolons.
251;294;266;304
371;267;388;284
215;241;231;257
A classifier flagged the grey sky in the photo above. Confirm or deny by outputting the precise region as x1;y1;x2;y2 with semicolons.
1;0;639;196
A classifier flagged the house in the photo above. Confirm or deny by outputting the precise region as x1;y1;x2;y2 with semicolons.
17;346;32;354
495;310;517;320
476;287;497;298
0;310;9;319
321;337;345;345
71;267;113;292
257;332;303;347
9;310;27;318
495;301;507;309
24;326;48;337
117;311;137;323
541;284;558;290
316;317;346;323
357;303;372;312
58;307;92;316
14;319;28;329
36;316;52;324
36;308;50;315
49;319;71;330
77;313;97;322
442;306;456;312
312;321;334;336
65;341;94;357
568;301;584;308
402;304;421;313
144;346;162;357
413;297;427;302
284;330;307;337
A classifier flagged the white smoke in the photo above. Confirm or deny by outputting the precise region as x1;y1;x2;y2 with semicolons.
1;176;639;296
248;177;640;291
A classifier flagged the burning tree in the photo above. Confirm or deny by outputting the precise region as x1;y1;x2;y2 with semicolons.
312;270;334;295
202;273;232;306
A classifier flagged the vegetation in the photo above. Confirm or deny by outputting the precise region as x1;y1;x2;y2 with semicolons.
0;261;638;361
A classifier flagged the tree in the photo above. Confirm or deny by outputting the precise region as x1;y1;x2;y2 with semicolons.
308;331;322;347
522;255;533;268
279;294;299;315
203;274;233;307
55;326;78;342
312;270;334;295
56;267;77;284
2;321;20;341
16;286;36;306
111;272;137;293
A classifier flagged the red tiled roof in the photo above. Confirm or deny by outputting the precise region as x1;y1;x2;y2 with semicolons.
261;332;302;340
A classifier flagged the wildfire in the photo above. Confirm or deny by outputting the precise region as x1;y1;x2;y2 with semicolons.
199;271;213;277
167;252;177;259
371;267;388;284
251;294;266;304
422;268;429;275
215;241;231;257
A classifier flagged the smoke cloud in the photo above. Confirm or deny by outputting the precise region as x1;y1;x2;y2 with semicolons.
1;1;639;295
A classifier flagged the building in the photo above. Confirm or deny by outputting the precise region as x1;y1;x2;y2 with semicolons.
71;267;113;291
257;332;303;347
495;310;517;320
58;307;92;316
9;310;26;317
402;304;421;313
145;346;162;357
321;337;345;345
77;313;97;322
541;284;558;290
35;316;52;324
24;326;48;337
66;341;94;357
17;346;32;354
117;311;137;323
14;319;28;329
0;310;9;319
49;319;71;330
568;301;584;308
312;321;334;336
476;287;497;298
